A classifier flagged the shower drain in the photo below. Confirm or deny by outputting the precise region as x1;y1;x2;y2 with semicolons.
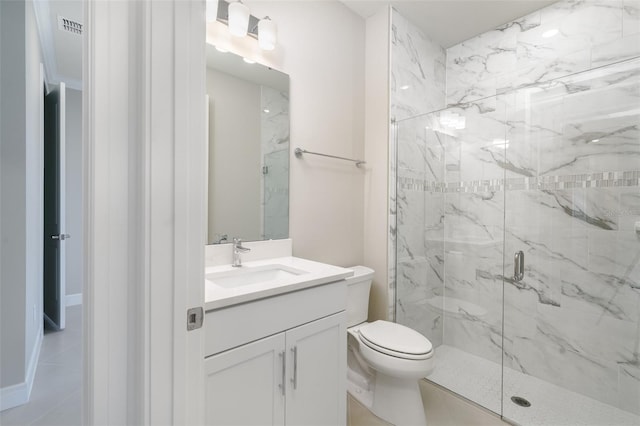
511;396;531;407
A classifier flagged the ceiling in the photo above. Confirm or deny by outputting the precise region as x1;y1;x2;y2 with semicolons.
340;0;558;48
36;0;558;89
33;0;83;91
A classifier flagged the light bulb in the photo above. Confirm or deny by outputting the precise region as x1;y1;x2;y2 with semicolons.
228;1;250;37
258;17;277;51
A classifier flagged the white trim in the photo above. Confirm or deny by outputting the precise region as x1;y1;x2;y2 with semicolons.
59;82;66;331
66;293;82;307
59;78;82;91
83;1;205;423
31;0;56;89
0;326;43;412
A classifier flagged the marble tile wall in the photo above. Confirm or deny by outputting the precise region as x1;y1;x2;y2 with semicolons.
260;86;289;240
392;0;640;417
446;0;640;108
390;9;447;343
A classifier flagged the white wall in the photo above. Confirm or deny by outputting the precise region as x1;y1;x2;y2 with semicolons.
207;68;262;241
363;8;391;321
24;0;44;381
211;1;366;267
0;0;44;404
0;0;28;390
65;88;83;298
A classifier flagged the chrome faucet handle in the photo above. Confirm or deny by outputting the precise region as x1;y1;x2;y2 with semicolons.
232;238;250;267
233;238;251;252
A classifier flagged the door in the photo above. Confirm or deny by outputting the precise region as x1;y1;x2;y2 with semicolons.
285;312;346;426
205;333;286;426
501;59;640;424
43;82;67;330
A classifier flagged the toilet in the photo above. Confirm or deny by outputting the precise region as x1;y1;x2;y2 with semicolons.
346;266;434;426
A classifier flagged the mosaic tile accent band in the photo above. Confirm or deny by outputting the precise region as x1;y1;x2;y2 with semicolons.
398;170;640;193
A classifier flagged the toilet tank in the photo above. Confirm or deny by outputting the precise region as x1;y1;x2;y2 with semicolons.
345;266;375;327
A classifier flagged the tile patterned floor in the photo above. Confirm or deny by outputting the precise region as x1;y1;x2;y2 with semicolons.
0;306;82;426
430;345;640;426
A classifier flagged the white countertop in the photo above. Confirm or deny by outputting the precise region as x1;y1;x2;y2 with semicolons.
205;256;353;311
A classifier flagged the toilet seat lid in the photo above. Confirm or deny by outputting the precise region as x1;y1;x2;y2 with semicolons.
358;321;433;359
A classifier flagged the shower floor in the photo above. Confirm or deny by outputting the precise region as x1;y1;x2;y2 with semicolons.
429;345;640;426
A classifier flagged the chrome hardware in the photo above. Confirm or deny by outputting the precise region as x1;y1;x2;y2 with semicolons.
279;351;286;396
514;251;525;282
290;346;298;389
232;238;251;267
51;233;71;240
294;147;366;167
186;307;203;331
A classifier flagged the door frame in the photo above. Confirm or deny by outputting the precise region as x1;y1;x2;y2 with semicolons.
83;0;206;423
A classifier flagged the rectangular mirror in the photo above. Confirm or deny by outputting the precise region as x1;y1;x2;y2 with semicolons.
206;44;290;244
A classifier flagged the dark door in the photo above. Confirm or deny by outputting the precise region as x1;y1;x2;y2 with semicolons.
43;83;66;330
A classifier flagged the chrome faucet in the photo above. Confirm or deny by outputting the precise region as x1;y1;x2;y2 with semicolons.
232;238;251;267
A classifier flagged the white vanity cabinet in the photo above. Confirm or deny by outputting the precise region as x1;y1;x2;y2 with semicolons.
204;280;347;426
205;333;286;425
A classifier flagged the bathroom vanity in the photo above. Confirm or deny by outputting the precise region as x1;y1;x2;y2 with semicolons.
203;243;351;426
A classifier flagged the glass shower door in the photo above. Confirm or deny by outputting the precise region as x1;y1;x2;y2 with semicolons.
395;101;509;415
262;148;289;240
502;58;640;425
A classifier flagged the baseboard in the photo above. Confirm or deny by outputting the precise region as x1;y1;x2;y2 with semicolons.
0;326;43;412
66;293;82;307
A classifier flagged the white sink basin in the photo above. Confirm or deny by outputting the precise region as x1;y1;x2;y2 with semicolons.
206;264;307;288
204;256;353;311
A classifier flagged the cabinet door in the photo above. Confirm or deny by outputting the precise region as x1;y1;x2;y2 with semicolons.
205;333;286;426
285;312;346;426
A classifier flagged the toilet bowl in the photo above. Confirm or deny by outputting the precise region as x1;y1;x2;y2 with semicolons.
346;266;434;426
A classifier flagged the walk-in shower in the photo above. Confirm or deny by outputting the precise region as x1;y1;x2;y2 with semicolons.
394;55;640;425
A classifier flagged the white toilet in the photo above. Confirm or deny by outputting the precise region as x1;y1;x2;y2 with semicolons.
346;266;434;426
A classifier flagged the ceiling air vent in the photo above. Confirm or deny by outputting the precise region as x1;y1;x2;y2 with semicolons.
58;15;83;35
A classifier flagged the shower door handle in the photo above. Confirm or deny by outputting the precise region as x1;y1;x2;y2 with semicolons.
514;251;525;282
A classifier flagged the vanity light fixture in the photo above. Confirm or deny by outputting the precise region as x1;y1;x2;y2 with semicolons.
228;0;250;37
258;17;277;51
542;28;559;38
209;0;278;51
